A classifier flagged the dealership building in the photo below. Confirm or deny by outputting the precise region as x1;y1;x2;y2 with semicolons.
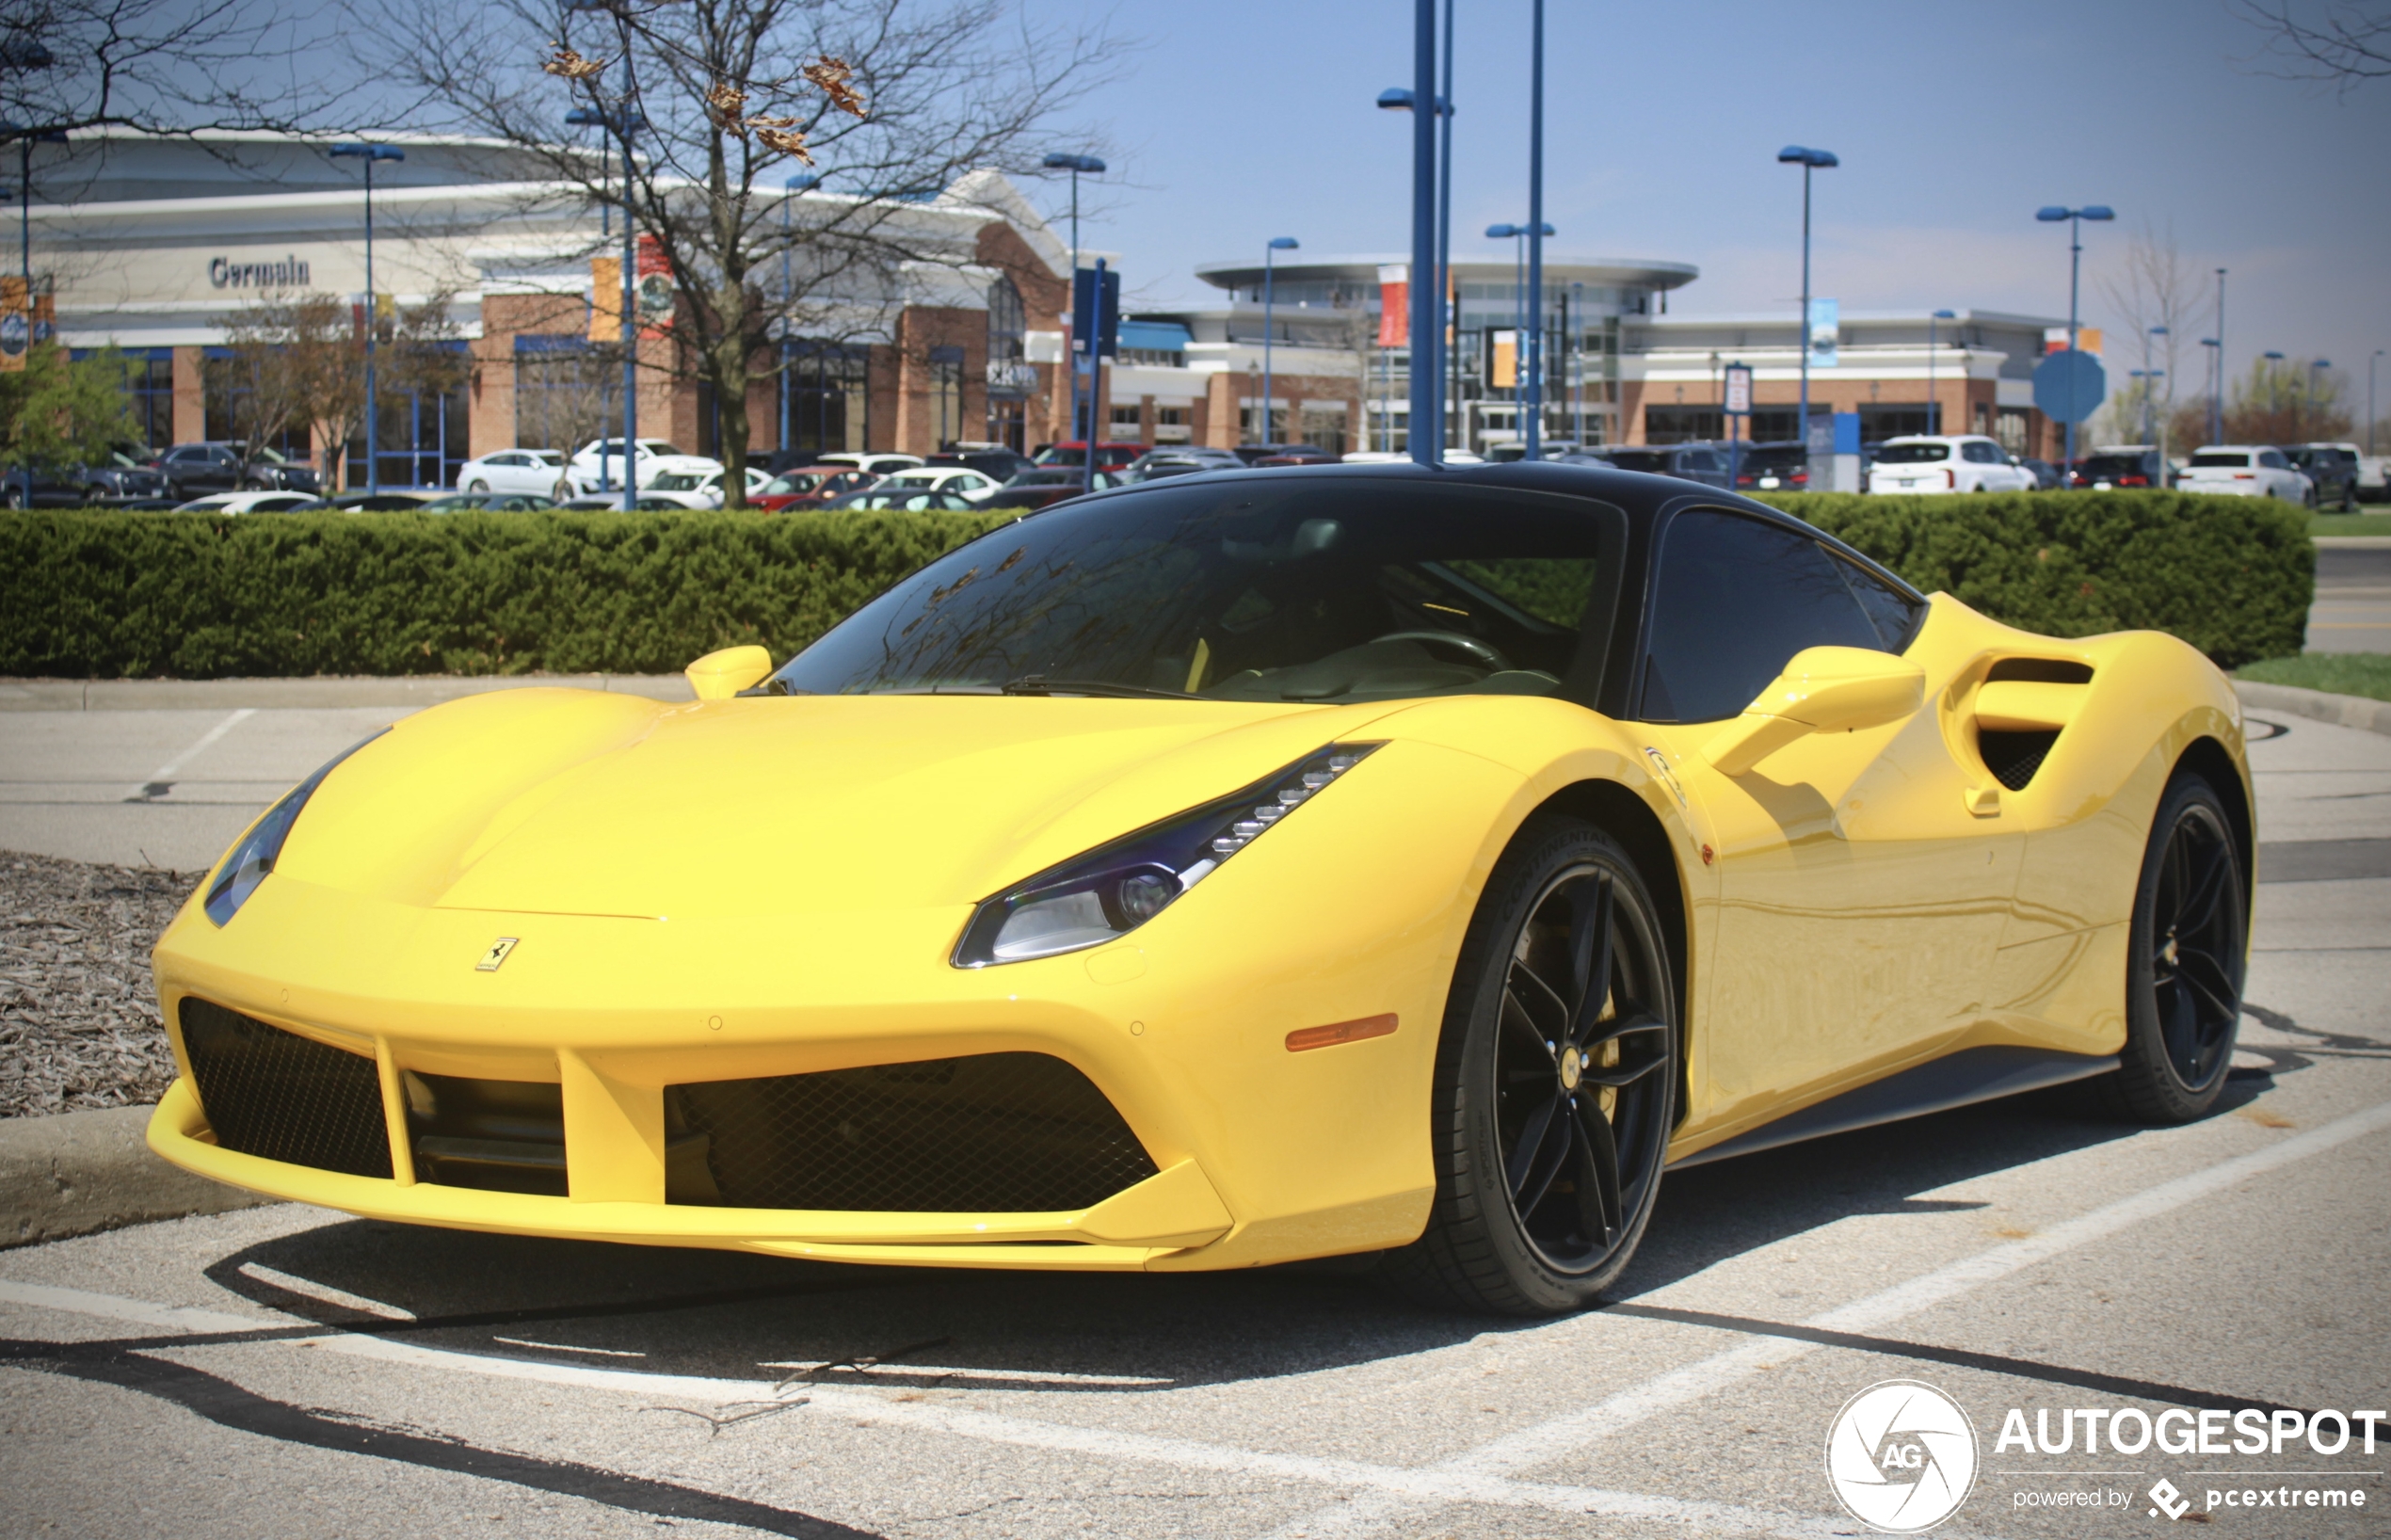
29;132;2073;482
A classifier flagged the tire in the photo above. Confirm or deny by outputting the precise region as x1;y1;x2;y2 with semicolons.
2303;485;2319;509
468;479;490;494
2340;483;2356;512
2099;771;2245;1124
1384;815;1678;1315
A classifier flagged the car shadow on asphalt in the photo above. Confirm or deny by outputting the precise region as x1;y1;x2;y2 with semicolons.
189;1047;2307;1394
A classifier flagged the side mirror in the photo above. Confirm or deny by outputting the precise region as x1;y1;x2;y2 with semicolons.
685;645;773;700
1703;646;1926;776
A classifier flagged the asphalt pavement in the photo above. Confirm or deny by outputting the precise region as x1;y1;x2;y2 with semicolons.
2309;539;2391;655
1;678;2386;1537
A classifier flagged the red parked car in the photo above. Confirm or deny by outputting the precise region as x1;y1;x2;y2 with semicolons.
993;467;1123;510
752;467;879;511
1031;441;1143;472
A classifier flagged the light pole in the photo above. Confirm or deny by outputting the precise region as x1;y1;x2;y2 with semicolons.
2305;358;2331;446
1486;222;1551;451
2033;203;2114;468
2212;268;2227;445
565;105;647;498
1436;0;1455;458
2372;349;2383;457
1777;146;1837;453
775;171;820;462
1569;280;1584;447
329;144;405;494
2262;350;2287;442
1524;0;1546;459
1260;236;1298;450
2201;338;2222;444
1040;152;1105;455
1399;0;1440;468
1927;309;1954;435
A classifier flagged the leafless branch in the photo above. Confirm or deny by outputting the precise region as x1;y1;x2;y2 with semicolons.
2229;0;2391;88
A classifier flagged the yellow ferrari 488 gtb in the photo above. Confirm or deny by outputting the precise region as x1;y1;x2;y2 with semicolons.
150;464;2253;1314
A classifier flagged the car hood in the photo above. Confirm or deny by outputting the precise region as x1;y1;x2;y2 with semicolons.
277;690;1410;921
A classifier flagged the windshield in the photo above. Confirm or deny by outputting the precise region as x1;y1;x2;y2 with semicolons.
2190;452;2250;468
1874;442;1950;463
1601;451;1669;473
769;478;1625;706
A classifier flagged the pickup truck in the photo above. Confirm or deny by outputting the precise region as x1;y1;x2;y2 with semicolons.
2286;443;2362;511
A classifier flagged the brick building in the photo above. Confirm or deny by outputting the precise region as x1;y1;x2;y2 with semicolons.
34;132;1091;484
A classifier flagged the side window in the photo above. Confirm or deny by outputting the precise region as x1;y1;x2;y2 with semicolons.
2258;450;2289;469
1639;509;1886;724
1960;441;1990;463
1832;553;1926;651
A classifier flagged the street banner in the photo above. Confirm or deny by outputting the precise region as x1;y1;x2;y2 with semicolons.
1490;329;1517;391
590;257;621;341
0;276;25;372
2043;327;2104;357
634;234;674;336
1377;264;1407;347
31;283;54;347
1806;297;1838;370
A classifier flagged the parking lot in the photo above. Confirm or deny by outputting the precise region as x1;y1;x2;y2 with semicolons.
2;644;2387;1536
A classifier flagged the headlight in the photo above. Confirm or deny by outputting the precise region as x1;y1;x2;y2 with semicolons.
201;730;388;926
952;742;1382;968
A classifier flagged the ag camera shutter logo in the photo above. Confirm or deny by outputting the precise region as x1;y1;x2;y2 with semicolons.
1825;1380;1980;1532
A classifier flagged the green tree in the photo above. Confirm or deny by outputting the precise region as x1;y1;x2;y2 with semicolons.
2223;355;2350;444
0;342;137;471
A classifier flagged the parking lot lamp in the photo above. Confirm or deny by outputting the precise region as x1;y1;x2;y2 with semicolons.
1777;146;1837;450
1260;236;1298;449
1570;281;1585;447
2212;269;2227;444
328;144;405;493
2034;203;2113;467
2200;338;2221;443
1524;0;1545;459
2305;359;2330;445
2371;350;2383;456
1927;309;1954;435
1040;152;1105;451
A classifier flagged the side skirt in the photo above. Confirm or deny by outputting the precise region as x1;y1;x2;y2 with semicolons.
1667;1046;2120;1170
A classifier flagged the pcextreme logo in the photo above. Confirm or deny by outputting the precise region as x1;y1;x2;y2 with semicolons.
1825;1380;1980;1533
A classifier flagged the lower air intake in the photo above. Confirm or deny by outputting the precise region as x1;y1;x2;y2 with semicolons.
178;998;393;1179
669;1052;1159;1212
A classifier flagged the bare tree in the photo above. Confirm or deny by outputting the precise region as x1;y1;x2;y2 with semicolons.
2095;219;2199;461
2231;0;2391;88
0;0;341;140
211;296;322;476
367;0;1130;506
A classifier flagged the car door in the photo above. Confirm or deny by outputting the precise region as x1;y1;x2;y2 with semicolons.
1634;507;2023;1126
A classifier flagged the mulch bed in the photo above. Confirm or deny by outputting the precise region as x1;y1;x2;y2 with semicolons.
1;852;198;1117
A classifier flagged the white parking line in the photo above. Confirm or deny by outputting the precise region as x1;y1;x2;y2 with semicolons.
130;708;254;799
1262;1097;2391;1537
4;1098;2385;1539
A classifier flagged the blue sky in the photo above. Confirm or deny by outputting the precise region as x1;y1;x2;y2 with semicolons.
1035;0;2390;409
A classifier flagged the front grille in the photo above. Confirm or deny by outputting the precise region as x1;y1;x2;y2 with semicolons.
178;999;393;1179
1980;728;2060;792
669;1052;1160;1212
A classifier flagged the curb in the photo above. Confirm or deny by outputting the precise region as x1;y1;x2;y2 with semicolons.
0;1103;276;1247
2234;680;2391;739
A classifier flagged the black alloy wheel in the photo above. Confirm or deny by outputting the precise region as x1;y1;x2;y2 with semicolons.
2103;771;2245;1123
1388;816;1677;1315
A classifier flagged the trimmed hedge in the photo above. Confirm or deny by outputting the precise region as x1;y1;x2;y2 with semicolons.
1753;490;2312;670
0;489;2314;678
0;507;1013;678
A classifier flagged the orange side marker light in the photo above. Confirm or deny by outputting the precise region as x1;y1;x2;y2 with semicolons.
1286;1014;1399;1052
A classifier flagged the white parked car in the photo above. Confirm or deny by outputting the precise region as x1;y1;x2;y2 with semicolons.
811;451;925;477
455;448;566;496
172;490;325;514
644;466;778;508
872;466;1005;503
559;439;722;497
2176;445;2314;503
1867;435;2036;494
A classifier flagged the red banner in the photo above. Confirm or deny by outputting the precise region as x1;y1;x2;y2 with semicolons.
1376;264;1407;347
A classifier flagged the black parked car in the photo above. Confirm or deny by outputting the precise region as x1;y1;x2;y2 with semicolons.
927;447;1035;482
2017;457;2062;490
0;450;175;506
2069;449;2165;490
153;441;320;498
1563;442;1735;489
2286;445;2361;511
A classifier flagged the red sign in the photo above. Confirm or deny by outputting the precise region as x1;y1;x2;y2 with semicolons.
1377;264;1407;347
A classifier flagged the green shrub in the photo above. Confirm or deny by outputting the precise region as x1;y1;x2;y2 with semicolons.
0;507;1013;678
0;490;2315;678
1751;490;2312;669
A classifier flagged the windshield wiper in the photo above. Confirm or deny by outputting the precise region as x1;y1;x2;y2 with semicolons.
999;676;1198;700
